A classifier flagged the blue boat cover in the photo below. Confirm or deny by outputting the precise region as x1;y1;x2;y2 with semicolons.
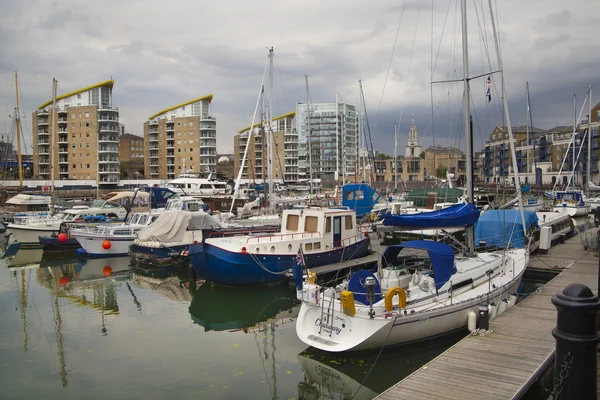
342;183;381;218
475;210;538;248
347;270;382;305
382;240;456;292
381;202;480;229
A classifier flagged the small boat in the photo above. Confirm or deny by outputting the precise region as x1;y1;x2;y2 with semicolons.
295;240;528;352
70;212;161;257
552;190;589;217
189;207;371;286
379;202;480;230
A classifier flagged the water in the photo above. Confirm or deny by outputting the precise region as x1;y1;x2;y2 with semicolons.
0;242;548;399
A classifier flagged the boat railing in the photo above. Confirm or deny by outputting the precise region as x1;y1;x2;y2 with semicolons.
245;231;321;244
329;231;370;249
207;226;280;239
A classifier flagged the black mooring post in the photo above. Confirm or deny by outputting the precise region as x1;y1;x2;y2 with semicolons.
551;283;600;399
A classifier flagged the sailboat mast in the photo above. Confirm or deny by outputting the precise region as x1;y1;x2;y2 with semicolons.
573;94;576;188
588;86;593;190
51;79;57;193
14;71;23;187
394;121;398;190
461;0;475;255
305;75;313;194
527;82;537;184
526;83;530;178
268;47;274;208
335;93;339;183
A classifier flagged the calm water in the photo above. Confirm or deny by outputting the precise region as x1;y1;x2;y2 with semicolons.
0;237;550;400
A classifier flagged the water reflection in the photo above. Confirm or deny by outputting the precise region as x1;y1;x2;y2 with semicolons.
131;263;191;304
189;283;300;332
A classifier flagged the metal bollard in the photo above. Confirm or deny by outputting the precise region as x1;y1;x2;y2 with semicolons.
478;304;489;331
551;283;600;399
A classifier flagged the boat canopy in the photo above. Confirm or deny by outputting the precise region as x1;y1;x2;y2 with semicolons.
554;191;584;205
406;188;463;208
381;202;480;229
381;240;456;291
475;210;538;249
136;211;225;243
342;183;380;218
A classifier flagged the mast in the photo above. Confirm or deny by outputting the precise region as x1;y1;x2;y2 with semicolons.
527;82;538;184
335;93;339;183
526;83;530;180
51;79;57;193
394;121;398;190
573;93;576;188
305;75;313;194
14;71;23;187
268;47;274;210
461;0;475;255
587;86;593;190
487;0;527;239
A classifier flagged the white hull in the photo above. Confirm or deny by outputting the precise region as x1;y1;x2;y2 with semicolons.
7;224;59;245
73;233;134;256
553;204;589;217
296;249;528;352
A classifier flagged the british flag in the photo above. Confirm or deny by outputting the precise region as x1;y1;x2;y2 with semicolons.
293;246;305;288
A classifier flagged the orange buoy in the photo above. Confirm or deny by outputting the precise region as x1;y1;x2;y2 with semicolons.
103;266;112;276
58;233;68;243
102;240;111;250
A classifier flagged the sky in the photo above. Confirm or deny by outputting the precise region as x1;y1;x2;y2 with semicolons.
0;0;598;156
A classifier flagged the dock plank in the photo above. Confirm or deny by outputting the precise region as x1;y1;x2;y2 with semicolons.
376;232;597;400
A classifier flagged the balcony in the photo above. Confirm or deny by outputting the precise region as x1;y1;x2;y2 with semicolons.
99;169;118;174
59;158;68;164
97;105;119;112
149;120;158;126
38;140;49;145
58;147;68;154
59;169;69;175
38;120;49;126
99;147;118;153
38;131;49;136
149;136;158;143
38;158;50;165
37;109;49;116
99;136;118;143
58;118;68;123
58;137;68;144
99;125;118;132
99;157;119;163
57;108;67;115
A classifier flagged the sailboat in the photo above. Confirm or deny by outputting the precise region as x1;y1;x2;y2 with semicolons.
294;0;529;352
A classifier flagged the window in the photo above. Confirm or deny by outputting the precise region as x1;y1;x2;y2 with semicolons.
190;157;193;161
305;243;313;251
87;164;90;169
305;216;318;232
189;139;193;144
325;217;331;233
189;122;192;127
85;122;89;127
77;94;81;99
72;134;76;138
286;214;299;231
190;148;193;152
86;133;90;137
345;215;353;230
85;112;89;118
72;164;76;168
71;123;75;129
71;113;75;119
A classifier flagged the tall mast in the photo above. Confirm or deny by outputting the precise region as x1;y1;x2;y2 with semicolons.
573;93;576;187
335;93;339;183
394;121;398;190
51;79;57;194
527;82;538;184
14;71;23;187
525;83;530;179
268;47;274;208
461;0;475;255
588;86;593;190
305;75;313;194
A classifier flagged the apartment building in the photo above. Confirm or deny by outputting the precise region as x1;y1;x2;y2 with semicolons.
233;112;295;183
119;133;144;178
296;101;359;183
144;95;216;180
32;80;120;185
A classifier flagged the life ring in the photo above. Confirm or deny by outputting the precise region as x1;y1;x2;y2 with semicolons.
370;212;378;222
385;286;407;311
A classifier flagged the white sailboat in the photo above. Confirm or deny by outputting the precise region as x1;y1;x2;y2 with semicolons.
294;0;529;352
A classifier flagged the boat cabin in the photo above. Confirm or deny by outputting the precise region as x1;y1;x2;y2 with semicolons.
102;191;151;213
166;178;229;195
281;208;362;248
554;191;584;206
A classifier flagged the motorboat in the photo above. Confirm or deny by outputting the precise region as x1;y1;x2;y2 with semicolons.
189;207;372;286
552;190;589;217
295;240;527;352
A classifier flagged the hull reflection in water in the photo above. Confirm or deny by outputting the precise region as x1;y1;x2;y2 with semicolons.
131;263;191;303
7;248;43;268
297;330;466;399
189;283;300;332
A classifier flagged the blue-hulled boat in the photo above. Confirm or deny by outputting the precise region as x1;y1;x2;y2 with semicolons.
380;202;480;229
189;207;371;286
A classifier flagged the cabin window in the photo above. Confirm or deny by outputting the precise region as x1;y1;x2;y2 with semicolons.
305;243;313;251
345;216;353;230
345;191;354;201
305;216;318;232
325;217;331;233
286;214;299;231
313;242;321;250
355;190;364;200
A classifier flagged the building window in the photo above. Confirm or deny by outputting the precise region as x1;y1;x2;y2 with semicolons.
87;164;90;169
71;123;75;129
85;112;89;118
189;122;192;127
72;164;76;168
85;122;89;127
71;113;75;119
77;94;81;99
86;133;90;137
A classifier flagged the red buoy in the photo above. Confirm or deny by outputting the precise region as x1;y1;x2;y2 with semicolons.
103;266;112;276
59;276;70;287
58;233;68;243
102;240;111;250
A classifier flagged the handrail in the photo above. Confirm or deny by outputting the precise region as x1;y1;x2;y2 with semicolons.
329;230;369;249
245;231;321;244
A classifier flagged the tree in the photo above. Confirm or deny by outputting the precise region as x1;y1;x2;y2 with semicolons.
419;151;425;159
436;165;448;178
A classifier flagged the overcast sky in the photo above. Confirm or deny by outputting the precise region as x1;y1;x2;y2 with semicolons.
0;0;598;156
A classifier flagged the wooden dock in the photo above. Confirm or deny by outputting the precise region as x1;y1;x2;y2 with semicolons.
376;232;598;400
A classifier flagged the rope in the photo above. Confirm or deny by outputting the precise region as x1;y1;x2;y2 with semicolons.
470;328;493;336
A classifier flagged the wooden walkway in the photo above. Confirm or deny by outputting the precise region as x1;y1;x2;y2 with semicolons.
376;232;599;400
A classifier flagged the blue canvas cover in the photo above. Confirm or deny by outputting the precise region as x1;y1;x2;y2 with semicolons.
381;202;480;229
342;183;380;218
475;210;538;248
381;240;456;292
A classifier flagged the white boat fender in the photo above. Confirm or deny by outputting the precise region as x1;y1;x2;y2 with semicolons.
488;302;497;320
508;293;517;308
468;310;477;332
497;298;509;316
411;270;422;286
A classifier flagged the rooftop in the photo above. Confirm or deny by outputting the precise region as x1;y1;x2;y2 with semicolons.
148;94;214;120
38;79;114;109
238;111;296;133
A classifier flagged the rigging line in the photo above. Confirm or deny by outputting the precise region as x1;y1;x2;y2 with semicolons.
396;8;421;140
273;55;291;114
371;0;407;137
431;0;454;77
